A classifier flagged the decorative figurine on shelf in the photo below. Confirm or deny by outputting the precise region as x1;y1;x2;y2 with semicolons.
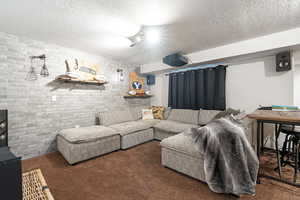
129;72;145;95
64;59;99;81
145;91;151;96
57;59;107;83
128;90;137;96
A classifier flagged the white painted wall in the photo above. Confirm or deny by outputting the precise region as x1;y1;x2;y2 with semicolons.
149;54;299;114
226;56;293;113
145;28;300;111
293;51;300;107
149;73;169;106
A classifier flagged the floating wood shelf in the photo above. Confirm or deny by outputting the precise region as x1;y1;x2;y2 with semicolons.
55;77;108;85
123;95;153;99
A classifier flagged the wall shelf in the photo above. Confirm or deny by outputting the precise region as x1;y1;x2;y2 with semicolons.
123;95;153;99
55;77;108;85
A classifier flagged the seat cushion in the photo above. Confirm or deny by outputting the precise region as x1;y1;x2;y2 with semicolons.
109;121;152;136
98;109;134;126
160;132;203;158
138;119;160;127
198;109;221;125
59;126;118;144
167;109;199;125
154;120;198;133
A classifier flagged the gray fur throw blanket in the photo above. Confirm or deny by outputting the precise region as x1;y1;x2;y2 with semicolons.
188;116;259;196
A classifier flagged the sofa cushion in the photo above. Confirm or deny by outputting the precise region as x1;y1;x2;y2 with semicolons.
129;106;150;121
138;119;160;127
59;126;118;144
109;121;152;136
167;109;199;125
164;107;172;119
198;109;221;125
99;109;134;126
160;132;203;158
154;120;198;133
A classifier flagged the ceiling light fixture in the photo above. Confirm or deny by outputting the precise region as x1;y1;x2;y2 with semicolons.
128;29;145;47
145;29;160;44
127;26;161;47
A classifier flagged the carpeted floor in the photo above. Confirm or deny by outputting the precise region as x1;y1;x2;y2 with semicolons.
22;141;300;200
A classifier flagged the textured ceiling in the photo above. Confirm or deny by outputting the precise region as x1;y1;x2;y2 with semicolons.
0;0;300;64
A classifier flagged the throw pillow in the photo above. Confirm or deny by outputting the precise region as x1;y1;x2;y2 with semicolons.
142;109;154;120
129;106;150;120
151;106;165;119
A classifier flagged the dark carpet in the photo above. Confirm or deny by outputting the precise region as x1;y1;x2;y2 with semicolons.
22;141;300;200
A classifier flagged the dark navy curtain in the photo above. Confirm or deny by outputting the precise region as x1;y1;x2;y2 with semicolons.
168;65;226;110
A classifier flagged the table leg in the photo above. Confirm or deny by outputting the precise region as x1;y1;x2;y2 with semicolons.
257;121;261;158
275;124;282;179
257;121;261;184
261;122;264;154
294;142;299;183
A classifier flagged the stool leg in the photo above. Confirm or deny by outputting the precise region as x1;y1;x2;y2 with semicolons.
299;144;300;172
281;134;289;165
295;142;299;183
287;135;292;163
275;124;282;178
261;122;264;154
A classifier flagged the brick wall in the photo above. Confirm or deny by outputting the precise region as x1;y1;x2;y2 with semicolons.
0;32;150;159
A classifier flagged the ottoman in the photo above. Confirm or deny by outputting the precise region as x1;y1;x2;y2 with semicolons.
57;126;120;165
108;121;155;149
160;132;206;182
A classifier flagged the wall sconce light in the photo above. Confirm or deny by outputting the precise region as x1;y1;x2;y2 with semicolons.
39;55;49;77
26;54;49;81
117;69;124;81
26;58;38;81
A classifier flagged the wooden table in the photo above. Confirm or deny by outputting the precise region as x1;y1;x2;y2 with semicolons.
248;110;300;187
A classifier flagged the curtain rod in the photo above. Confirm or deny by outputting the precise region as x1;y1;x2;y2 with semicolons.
164;63;227;76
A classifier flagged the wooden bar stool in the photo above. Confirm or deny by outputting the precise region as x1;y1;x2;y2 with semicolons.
277;125;300;183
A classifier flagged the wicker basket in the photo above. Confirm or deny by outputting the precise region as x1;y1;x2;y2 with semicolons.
22;169;54;200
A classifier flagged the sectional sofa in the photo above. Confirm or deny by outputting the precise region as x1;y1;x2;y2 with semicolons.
160;116;255;182
57;108;255;167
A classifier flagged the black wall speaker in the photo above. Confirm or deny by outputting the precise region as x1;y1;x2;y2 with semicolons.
0;110;8;147
163;53;188;67
276;51;291;72
146;75;155;85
